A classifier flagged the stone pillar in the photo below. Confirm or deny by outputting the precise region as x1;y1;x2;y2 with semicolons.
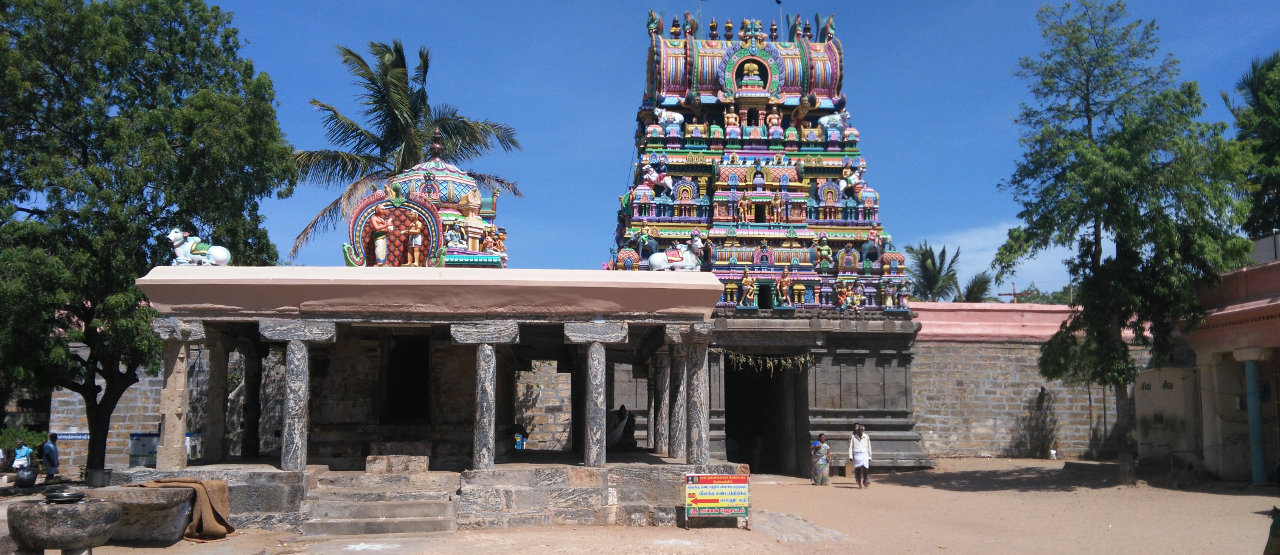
452;322;519;471
242;344;262;458
261;319;335;472
586;341;607;467
669;346;688;461
653;354;671;456
281;340;310;472
153;318;204;471
202;333;228;462
564;322;628;468
1235;348;1273;485
686;328;711;465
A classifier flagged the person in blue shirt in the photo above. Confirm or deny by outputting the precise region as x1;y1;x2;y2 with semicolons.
40;433;58;481
12;440;32;469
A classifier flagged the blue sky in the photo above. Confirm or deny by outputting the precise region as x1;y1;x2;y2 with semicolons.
214;0;1280;293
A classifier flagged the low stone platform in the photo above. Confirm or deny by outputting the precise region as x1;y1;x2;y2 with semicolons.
86;486;194;544
458;461;747;528
111;464;305;531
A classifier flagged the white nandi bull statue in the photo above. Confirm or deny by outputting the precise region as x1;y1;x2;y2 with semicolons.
167;229;231;266
648;235;703;271
653;107;685;126
817;109;851;137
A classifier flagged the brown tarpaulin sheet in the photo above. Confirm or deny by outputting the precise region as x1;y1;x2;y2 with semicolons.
125;478;235;541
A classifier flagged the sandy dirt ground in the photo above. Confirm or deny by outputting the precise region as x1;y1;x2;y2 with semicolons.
68;458;1280;554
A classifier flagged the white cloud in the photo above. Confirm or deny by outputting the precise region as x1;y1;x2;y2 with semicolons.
926;222;1074;296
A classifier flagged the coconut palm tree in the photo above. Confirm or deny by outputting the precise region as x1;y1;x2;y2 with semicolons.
1223;50;1280;239
291;40;521;258
955;271;997;302
905;241;960;302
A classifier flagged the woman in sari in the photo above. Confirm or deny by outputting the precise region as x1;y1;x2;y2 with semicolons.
810;433;831;485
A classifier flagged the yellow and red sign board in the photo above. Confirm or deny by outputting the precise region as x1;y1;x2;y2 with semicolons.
684;474;749;517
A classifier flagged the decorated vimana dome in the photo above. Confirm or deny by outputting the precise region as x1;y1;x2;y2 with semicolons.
607;12;910;316
343;134;508;268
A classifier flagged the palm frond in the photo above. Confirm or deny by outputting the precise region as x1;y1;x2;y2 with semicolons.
956;271;996;302
467;170;523;198
290;173;381;258
413;46;431;88
906;241;962;301
428;103;521;163
308;100;381;156
293;149;387;187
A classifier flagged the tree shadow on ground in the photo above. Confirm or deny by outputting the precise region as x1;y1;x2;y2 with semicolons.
877;463;1118;493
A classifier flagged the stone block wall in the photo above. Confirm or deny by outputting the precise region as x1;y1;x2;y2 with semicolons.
430;341;477;470
50;374;165;470
514;362;572;450
50;345;287;470
457;463;745;528
911;340;1117;458
611;362;650;447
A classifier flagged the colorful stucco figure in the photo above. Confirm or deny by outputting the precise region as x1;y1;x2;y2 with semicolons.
342;132;508;268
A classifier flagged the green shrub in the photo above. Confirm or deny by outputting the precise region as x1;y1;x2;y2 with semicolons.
0;428;48;451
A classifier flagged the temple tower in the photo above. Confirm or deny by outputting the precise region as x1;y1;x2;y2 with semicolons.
609;12;931;474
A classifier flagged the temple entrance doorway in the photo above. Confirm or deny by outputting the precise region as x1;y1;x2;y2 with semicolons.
757;284;775;310
382;335;431;424
723;356;799;475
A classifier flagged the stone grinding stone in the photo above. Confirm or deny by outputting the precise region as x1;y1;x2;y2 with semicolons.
85;486;194;544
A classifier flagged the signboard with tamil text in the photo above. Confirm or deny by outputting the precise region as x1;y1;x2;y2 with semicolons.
685;473;749;518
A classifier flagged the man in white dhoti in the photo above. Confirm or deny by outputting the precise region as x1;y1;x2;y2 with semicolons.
848;423;872;488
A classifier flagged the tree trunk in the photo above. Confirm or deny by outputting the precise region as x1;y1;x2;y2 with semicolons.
80;371;135;470
1113;381;1137;485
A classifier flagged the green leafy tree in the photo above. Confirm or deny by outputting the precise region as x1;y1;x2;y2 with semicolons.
0;0;295;469
905;241;961;301
291;40;521;257
955;272;997;303
994;1;1253;482
1018;283;1075;305
1224;51;1280;239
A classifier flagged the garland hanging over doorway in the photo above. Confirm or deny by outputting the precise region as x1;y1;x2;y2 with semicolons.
712;348;814;376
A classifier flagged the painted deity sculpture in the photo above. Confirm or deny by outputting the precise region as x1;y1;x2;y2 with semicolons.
776;268;793;306
445;222;467;249
404;212;424;266
369;205;394;266
739;268;757;307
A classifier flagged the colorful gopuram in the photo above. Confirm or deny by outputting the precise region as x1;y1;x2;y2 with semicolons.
610;12;910;317
343;135;508;268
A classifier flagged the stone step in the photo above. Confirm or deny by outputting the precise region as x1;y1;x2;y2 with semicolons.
830;450;935;469
807;409;916;419
809;430;924;442
807;417;920;430
301;516;456;536
317;471;460;491
306;487;456;502
303;499;454;520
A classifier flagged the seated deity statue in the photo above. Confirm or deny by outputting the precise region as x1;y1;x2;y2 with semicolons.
445;223;467;249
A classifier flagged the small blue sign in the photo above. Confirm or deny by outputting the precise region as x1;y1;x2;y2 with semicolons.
53;433;90;441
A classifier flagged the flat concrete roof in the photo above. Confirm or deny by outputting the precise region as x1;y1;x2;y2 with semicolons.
137;267;724;323
1189;259;1280;352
